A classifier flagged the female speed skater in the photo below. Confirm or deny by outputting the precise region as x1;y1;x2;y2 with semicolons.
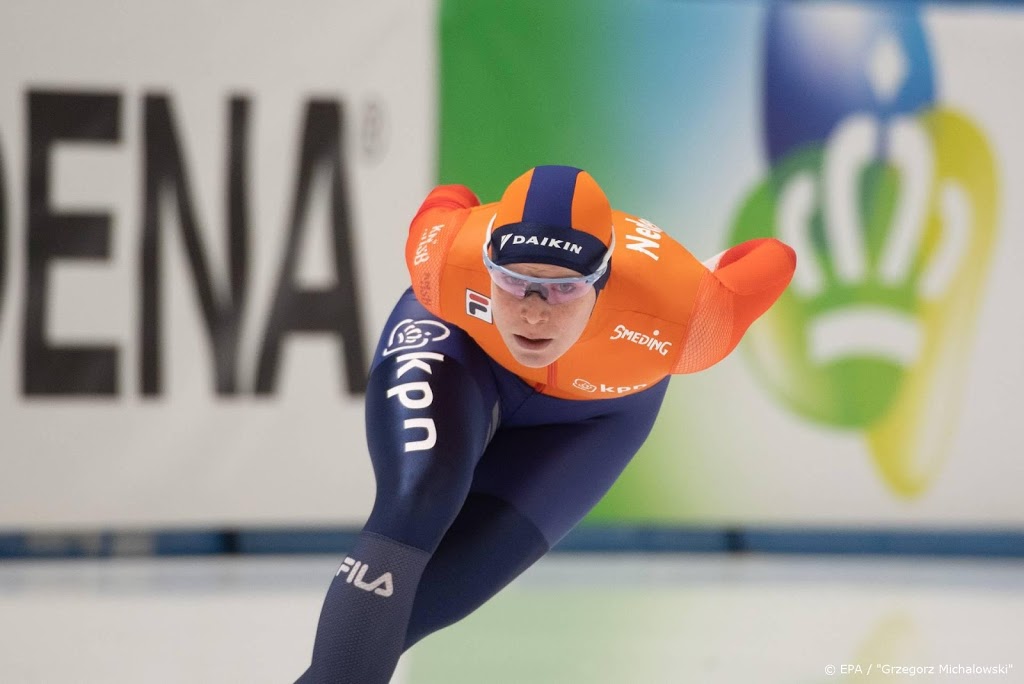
297;165;796;682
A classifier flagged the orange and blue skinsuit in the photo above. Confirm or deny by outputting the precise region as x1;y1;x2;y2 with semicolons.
299;177;795;684
407;182;796;396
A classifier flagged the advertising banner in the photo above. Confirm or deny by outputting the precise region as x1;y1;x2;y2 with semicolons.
0;0;438;528
3;0;1021;530
439;0;1023;525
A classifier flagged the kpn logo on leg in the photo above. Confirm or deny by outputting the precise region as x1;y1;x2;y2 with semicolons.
731;3;998;497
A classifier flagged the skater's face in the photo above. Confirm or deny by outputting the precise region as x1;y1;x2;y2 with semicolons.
491;262;597;368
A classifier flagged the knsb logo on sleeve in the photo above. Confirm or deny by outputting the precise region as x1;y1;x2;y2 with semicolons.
413;223;445;266
730;3;998;497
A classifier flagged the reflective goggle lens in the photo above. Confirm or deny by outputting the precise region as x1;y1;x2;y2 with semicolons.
488;268;594;303
480;212;615;305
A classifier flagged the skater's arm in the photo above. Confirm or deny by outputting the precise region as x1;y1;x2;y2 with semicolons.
672;238;796;374
405;185;480;318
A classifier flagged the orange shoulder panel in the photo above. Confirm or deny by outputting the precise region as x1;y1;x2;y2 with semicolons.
557;211;708;396
405;185;480;317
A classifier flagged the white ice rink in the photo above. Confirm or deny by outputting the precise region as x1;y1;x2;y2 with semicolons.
1;553;1022;683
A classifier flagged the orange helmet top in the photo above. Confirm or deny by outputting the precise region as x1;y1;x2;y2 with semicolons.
487;165;614;278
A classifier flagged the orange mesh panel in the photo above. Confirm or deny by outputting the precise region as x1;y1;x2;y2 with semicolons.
672;238;796;374
671;272;736;374
406;206;467;317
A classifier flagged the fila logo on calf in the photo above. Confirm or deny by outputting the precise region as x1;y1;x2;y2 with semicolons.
337;557;394;597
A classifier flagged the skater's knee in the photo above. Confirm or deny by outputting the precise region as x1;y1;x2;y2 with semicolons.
364;474;471;551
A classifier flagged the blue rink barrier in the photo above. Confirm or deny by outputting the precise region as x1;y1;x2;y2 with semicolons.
1;527;1023;559
0;531;225;558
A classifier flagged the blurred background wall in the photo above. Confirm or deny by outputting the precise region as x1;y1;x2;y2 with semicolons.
0;0;1020;554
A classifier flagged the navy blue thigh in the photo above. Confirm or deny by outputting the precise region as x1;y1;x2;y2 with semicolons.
362;289;499;552
472;377;670;546
401;377;669;648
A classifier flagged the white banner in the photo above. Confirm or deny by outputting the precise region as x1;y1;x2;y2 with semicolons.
3;0;1021;532
0;0;437;528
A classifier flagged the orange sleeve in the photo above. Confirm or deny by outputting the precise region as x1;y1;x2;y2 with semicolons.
671;238;796;374
405;185;480;316
412;183;480;217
